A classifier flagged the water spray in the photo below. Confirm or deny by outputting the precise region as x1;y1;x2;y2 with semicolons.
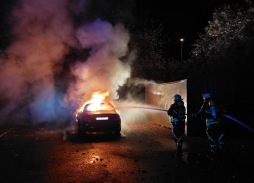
116;104;254;133
115;105;167;112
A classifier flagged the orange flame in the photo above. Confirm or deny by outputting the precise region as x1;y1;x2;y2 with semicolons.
78;91;109;112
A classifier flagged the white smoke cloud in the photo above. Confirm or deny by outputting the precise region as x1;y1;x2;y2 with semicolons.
66;19;133;105
0;0;136;126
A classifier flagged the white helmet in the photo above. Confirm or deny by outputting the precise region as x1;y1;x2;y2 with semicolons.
203;93;212;100
173;94;182;102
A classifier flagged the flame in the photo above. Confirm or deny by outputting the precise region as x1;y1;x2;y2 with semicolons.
78;91;109;112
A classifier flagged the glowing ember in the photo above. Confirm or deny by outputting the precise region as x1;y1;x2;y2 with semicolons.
78;91;109;112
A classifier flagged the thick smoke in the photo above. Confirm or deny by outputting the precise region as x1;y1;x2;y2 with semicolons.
0;0;135;125
65;18;133;108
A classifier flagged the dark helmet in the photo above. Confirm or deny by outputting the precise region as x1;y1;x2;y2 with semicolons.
202;93;212;100
173;94;182;102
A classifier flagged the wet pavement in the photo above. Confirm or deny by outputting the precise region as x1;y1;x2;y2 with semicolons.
0;122;253;183
171;133;254;183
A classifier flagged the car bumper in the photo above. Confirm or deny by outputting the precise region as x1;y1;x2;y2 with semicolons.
78;121;121;133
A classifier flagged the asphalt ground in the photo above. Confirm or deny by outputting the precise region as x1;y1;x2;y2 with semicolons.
0;121;253;183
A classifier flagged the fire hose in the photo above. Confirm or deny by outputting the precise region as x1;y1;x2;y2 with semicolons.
222;114;254;133
116;105;254;133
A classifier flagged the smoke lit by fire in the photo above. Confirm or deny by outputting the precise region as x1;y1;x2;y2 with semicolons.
0;0;138;125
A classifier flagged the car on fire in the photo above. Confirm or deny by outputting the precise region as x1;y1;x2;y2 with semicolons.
76;101;121;137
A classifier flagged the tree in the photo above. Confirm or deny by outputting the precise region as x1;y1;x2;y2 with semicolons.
188;2;254;119
188;3;254;80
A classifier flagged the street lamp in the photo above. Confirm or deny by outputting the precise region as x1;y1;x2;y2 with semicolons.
180;38;184;62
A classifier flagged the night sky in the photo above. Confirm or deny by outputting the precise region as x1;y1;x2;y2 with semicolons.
0;0;248;59
136;0;247;59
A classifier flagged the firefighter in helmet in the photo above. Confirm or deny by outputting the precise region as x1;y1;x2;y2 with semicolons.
167;94;186;154
193;92;225;154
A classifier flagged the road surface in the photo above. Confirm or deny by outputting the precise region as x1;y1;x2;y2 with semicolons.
0;121;253;183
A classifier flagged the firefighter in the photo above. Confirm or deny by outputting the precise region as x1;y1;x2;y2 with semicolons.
167;94;186;154
192;92;225;154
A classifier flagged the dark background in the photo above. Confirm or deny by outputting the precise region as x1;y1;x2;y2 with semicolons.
0;0;246;59
135;0;246;59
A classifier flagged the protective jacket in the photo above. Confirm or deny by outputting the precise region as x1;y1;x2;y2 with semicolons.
196;99;223;126
168;100;186;123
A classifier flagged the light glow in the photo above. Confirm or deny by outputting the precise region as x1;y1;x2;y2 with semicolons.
96;117;109;120
78;91;110;112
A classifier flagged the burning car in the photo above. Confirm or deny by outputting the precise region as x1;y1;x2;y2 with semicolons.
76;92;121;137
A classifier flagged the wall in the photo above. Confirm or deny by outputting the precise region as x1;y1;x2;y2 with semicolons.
145;79;187;134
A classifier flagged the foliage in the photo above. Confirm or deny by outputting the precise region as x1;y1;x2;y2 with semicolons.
192;5;250;58
189;2;254;80
186;1;254;113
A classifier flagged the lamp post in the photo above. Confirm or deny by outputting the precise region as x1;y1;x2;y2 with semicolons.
180;38;184;62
